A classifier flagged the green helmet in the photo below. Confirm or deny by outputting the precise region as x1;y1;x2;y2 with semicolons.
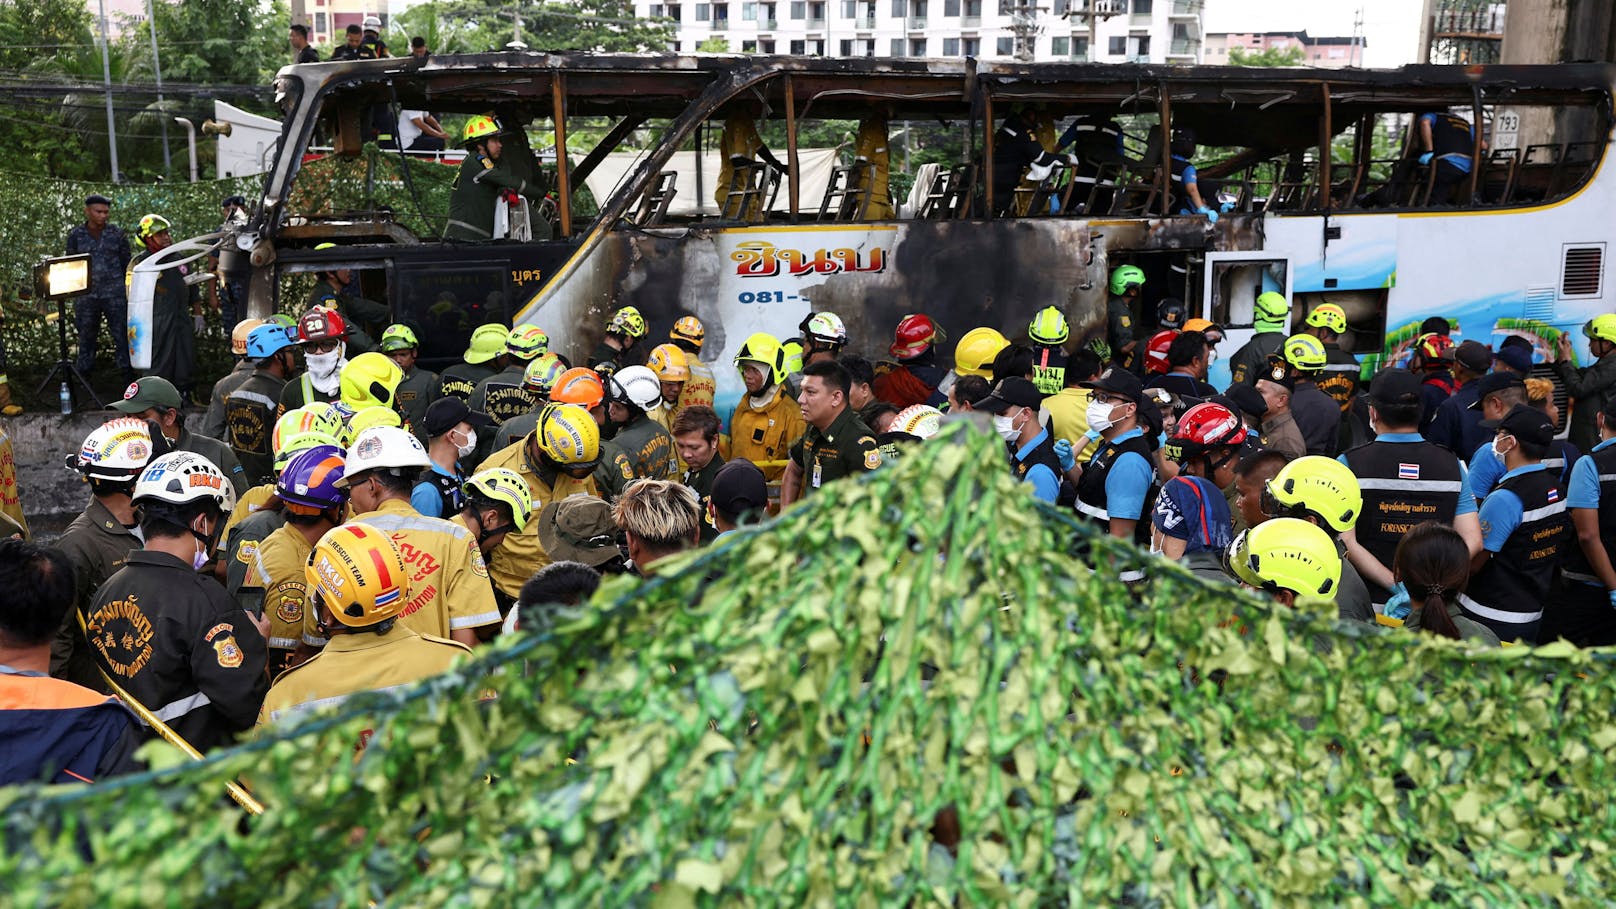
1109;265;1146;296
1283;334;1328;373
1254;292;1290;328
1028;306;1070;346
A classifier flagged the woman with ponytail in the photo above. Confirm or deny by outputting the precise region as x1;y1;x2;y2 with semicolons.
1393;522;1501;645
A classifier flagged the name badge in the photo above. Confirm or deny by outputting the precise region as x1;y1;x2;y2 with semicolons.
811;459;822;488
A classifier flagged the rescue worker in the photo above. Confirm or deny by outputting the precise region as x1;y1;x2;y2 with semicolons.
714;101;786;219
841;354;878;413
669;316;717;415
1425;340;1493;458
1073;368;1158;549
112;376;247;497
1153;402;1244;582
1279;334;1340;457
1156;298;1187;334
53;419;165;692
381;324;440;447
360;14;388;56
335;426;500;648
66;193;133;382
730;333;805;501
1554;315;1616;455
1462;403;1570;643
225;323;300;485
1106;265;1146;371
1168;127;1222;221
245;444;347;674
258;524;473;729
590;306;648;377
1224;518;1343;610
1228;291;1290;386
201;318;264;441
781;360;881;507
1260;456;1374;623
445;116;546;242
339;352;405;426
990;107;1063;217
851;109;894;219
1253;358;1308;460
411;397;492;520
475;403;602;599
1232;448;1290;536
1044;348;1103;463
279;307;349;415
132;214;201;396
1340;368;1482;605
547;367;635;502
84;451;266;751
305;249;386;355
1027;307;1070;396
606;365;677;480
1416;109;1477;205
1144;330;1217;400
613;479;703;576
875;313;950;409
647;344;690;432
459;468;535;564
493;353;567;452
799;311;848;367
436;323;507;403
974;376;1061;505
954;327;1010;392
222;423;339;613
1410;332;1458;428
1301;303;1360;414
1141;330;1176;378
470;324;548;436
673;405;725;541
1558;395;1616;647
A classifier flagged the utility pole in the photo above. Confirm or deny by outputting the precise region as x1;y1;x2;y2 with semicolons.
1010;0;1043;62
1066;0;1121;62
144;0;172;176
96;0;120;182
1351;5;1365;68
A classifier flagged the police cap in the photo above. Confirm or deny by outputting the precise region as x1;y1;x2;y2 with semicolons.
1466;372;1526;410
1481;403;1555;446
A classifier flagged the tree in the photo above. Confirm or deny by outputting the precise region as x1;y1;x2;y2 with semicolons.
696;37;730;53
1227;45;1305;68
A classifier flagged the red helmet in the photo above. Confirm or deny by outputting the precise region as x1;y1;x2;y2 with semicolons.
1412;332;1454;370
1144;329;1177;375
1164;402;1244;463
298;306;349;344
889;313;942;360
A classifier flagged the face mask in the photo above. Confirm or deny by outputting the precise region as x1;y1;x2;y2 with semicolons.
306;347;345;394
455;429;478;460
992;413;1020;443
189;517;218;571
1492;438;1513;461
1087;399;1116;433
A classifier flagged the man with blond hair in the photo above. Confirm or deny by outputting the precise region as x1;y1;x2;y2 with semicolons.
611;479;702;575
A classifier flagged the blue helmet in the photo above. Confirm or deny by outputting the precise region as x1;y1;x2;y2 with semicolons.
246;323;297;359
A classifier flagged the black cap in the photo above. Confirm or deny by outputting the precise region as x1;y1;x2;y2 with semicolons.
1368;368;1421;405
1079;367;1144;403
1481;403;1555;446
1219;385;1268;421
1466;371;1526;410
1420;316;1451;337
423;397;493;438
974;377;1044;414
85;194;112;207
1493;344;1532;374
1455;340;1492;373
710;459;767;519
1256;355;1295;392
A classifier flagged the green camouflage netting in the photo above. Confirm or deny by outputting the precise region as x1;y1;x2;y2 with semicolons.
3;422;1612;907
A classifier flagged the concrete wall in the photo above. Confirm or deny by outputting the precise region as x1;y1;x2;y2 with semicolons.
5;412;119;540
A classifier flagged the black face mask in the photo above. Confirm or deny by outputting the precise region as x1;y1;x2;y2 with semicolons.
471;510;516;547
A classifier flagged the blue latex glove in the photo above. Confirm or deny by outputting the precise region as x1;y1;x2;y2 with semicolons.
1054;438;1076;472
1383;583;1412;621
1608;589;1616;610
1219;200;1236;213
1417;152;1434;166
1083;429;1102;443
1197;206;1219;224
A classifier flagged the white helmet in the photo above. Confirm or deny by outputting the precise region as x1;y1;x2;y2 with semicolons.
69;418;156;482
893;404;944;440
609;365;663;412
133;451;236;514
338;426;430;486
362;14;382;29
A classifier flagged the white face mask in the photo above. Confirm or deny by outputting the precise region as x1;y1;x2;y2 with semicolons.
992;412;1020;443
455;428;478;460
306;346;345;394
1087;399;1116;433
1492;437;1513;462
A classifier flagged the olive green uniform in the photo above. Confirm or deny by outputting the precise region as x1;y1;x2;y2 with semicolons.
202;359;254;441
682;453;726;542
305;284;388;355
611;415;676;480
175;427;249;498
225;368;289;486
592;438;637;502
52;499;142;692
395;365;440;448
444;150;546;242
788;407;881;498
436;361;497;403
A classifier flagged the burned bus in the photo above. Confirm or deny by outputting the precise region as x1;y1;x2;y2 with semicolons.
143;53;1616;410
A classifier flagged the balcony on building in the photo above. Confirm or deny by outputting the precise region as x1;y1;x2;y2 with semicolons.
1169;0;1201;16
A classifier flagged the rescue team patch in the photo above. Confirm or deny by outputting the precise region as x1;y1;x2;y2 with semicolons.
213;635;244;668
204;623;233;642
470;547;490;579
236;541;260;565
860;437;882;471
275;584;306;625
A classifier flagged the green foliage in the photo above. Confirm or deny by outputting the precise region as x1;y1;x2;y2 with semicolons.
1228;45;1306;68
4;424;1614;906
696;37;729;53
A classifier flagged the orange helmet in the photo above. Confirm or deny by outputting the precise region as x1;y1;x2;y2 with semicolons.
550;367;606;408
1412;332;1455;370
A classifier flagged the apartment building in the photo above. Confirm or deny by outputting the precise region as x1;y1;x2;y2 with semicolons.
634;0;1203;63
1204;31;1366;69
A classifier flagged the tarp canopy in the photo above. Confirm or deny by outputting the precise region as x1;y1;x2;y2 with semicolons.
582;147;842;217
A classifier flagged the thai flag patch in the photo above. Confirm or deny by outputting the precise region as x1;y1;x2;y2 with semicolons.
1398;463;1419;480
374;587;401;608
1547;488;1560;503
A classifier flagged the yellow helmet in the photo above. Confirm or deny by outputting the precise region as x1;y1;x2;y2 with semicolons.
781;340;805;376
1583;315;1616;344
462;115;502;147
648;343;691;383
463;323;509;365
305;523;413;627
1263;456;1361;534
274;404;346;454
537;403;600;467
954;327;1010;378
273;430;340;474
734;332;787;385
136;213;171;243
1305;303;1347;335
230;318;265;356
340;352;405;411
670;315;705;349
1254;291;1290;328
1028;306;1070;346
379;324;419;352
606;306;648;340
463;467;534;531
1225;518;1340;598
1282;334;1327;373
505;324;549;361
345;405;403;439
522;352;566;394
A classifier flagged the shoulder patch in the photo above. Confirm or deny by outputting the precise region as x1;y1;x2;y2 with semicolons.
236;541;260;565
204;622;233;642
1120;316;1131;328
274;583;306;626
469;545;490;579
213;635;244;668
859;437;882;471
